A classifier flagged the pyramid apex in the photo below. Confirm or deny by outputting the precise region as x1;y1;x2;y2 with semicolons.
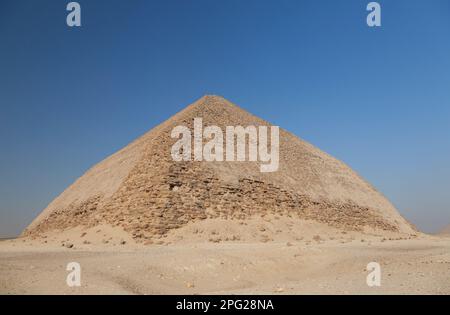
187;94;236;111
199;94;228;102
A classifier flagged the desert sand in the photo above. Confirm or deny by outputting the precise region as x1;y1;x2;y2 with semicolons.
1;222;449;294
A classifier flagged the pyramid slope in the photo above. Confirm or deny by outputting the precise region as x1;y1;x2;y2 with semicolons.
24;95;416;239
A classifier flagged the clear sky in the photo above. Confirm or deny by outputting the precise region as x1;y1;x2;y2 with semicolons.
1;0;449;237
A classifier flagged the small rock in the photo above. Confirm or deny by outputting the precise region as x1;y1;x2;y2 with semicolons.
186;282;195;288
313;235;323;242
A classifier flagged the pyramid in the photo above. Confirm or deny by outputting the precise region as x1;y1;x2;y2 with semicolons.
23;95;416;241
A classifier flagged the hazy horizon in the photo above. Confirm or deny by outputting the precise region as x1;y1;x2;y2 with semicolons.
1;0;450;237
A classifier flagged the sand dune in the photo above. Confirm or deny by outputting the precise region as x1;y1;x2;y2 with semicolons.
438;225;450;236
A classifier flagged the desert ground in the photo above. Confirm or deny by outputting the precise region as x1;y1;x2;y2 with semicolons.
1;219;449;295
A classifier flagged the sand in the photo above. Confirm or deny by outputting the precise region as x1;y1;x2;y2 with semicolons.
1;228;449;294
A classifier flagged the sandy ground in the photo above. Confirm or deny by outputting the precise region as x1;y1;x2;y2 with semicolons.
1;234;449;295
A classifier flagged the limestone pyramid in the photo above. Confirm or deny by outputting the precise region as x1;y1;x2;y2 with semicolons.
23;95;416;241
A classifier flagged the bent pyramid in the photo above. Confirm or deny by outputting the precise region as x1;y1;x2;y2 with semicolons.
24;95;416;240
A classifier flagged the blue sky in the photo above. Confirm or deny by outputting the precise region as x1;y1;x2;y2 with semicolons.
1;0;449;237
